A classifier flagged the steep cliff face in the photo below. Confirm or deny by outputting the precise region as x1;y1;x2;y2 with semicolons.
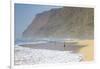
23;7;94;39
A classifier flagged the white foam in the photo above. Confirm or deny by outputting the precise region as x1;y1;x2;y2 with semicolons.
14;45;83;65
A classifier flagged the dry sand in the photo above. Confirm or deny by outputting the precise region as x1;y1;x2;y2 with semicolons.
77;40;94;61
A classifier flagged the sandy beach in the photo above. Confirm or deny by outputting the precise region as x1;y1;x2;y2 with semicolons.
77;40;94;61
14;39;93;65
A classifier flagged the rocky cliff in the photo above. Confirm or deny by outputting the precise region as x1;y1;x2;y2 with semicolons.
23;7;94;39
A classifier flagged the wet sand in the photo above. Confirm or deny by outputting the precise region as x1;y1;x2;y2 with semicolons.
20;42;86;53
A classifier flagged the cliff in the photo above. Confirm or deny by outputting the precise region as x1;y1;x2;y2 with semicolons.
23;7;94;40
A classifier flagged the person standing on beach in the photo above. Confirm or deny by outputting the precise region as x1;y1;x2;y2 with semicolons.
64;41;66;50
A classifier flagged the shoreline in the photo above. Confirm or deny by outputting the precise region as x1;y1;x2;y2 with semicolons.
14;39;94;65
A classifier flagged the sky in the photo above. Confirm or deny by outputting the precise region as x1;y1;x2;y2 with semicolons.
15;3;61;39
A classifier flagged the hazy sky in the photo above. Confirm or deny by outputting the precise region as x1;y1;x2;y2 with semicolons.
15;4;61;39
